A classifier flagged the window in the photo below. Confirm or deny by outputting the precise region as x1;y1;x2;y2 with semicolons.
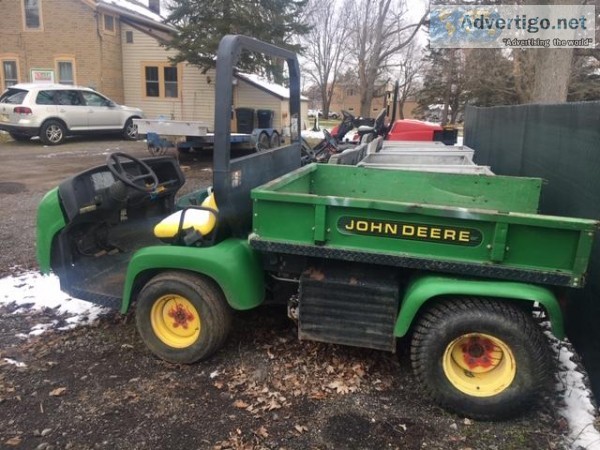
126;31;133;43
36;90;55;105
55;58;76;85
2;60;19;89
164;67;178;98
103;14;115;33
55;90;82;106
82;91;110;107
23;0;42;30
143;63;179;98
145;66;159;97
0;89;27;104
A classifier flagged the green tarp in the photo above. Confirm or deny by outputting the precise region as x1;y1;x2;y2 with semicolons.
465;101;600;400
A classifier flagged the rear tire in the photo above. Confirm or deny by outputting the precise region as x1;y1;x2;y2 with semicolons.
9;132;31;142
136;271;231;364
410;297;552;420
269;131;281;148
256;131;270;151
40;120;66;145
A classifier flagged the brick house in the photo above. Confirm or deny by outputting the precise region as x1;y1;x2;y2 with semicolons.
0;0;173;103
328;82;418;119
0;0;308;130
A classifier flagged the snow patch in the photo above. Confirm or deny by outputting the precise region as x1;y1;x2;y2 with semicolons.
301;130;325;140
0;272;107;337
2;358;27;368
554;340;600;449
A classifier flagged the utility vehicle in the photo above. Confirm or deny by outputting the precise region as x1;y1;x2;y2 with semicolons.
37;35;597;420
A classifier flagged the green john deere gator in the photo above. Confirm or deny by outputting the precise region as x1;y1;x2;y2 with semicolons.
36;35;597;420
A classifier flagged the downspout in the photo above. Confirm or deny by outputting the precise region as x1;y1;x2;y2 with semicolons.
95;11;103;91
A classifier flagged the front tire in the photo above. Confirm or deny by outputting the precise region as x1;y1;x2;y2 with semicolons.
40;120;66;145
410;298;552;420
136;271;231;364
123;118;138;140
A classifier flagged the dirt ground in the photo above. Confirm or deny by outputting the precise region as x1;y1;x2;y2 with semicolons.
0;133;580;449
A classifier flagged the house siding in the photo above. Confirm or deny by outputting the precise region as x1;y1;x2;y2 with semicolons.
121;24;307;131
121;24;216;124
0;0;123;101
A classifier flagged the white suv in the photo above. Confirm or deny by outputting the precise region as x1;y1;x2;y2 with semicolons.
0;84;143;145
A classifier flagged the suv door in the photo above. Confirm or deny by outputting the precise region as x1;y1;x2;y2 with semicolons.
51;90;88;130
81;91;122;129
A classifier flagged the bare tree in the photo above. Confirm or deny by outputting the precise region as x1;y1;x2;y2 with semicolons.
393;43;423;119
301;0;352;118
348;0;426;117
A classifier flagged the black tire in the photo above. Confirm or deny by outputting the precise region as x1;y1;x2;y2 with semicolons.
135;271;231;364
9;132;31;142
410;297;552;420
40;120;67;145
256;131;270;151
269;131;281;148
122;117;138;140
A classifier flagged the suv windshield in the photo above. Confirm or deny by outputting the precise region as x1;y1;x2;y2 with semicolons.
0;89;27;104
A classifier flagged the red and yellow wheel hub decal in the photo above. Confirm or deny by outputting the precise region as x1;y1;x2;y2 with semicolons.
443;333;516;397
151;295;201;348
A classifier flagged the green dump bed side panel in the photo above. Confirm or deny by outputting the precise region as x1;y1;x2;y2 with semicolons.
250;165;597;288
311;164;542;213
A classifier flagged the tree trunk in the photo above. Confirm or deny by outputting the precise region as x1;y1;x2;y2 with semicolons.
531;48;573;103
398;100;405;120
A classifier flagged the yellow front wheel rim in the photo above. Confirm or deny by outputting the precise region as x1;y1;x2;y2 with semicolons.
443;333;516;397
151;295;201;348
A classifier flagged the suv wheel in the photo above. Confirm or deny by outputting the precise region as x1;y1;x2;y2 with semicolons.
40;120;66;145
122;118;138;140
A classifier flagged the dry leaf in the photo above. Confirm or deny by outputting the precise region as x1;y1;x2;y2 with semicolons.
5;437;22;446
266;399;281;411
294;424;308;434
255;426;269;438
233;399;249;409
49;387;67;397
213;381;224;389
328;380;350;394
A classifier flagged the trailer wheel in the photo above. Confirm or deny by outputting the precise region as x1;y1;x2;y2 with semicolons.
410;297;552;420
256;131;270;151
135;271;231;364
269;131;281;148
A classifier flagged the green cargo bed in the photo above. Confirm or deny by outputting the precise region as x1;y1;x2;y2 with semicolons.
250;164;597;287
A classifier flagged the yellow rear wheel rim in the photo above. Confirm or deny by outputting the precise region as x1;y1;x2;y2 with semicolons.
151;295;201;348
442;333;516;397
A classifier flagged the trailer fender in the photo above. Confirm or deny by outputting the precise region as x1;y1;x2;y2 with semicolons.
394;275;564;339
36;188;66;274
120;238;264;314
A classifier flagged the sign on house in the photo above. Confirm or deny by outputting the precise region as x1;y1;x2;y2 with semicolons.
30;69;55;84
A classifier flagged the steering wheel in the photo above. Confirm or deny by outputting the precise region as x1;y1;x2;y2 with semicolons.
106;152;159;192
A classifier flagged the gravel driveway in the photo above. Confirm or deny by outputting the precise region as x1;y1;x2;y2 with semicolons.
0;133;585;449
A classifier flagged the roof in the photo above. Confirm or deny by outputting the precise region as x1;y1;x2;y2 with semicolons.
9;83;98;91
94;0;175;32
236;73;308;101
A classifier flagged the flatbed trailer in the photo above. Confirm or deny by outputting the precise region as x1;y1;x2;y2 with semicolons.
134;118;281;155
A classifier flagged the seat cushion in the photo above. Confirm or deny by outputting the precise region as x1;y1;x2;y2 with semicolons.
154;193;217;239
